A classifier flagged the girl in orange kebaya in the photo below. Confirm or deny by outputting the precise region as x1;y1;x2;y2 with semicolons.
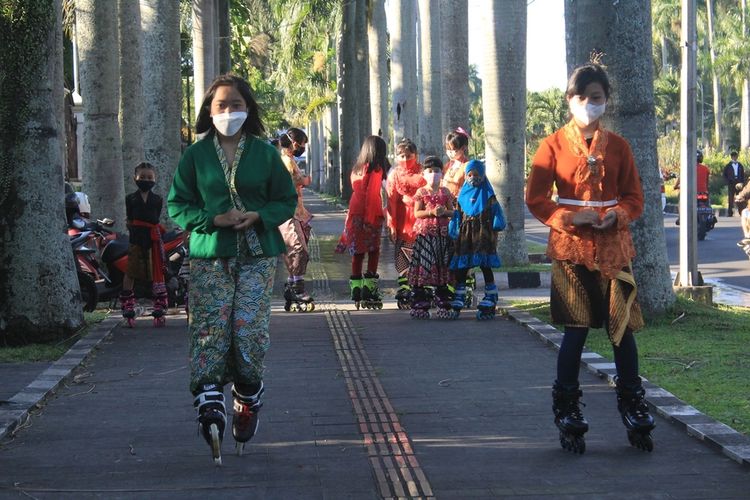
442;127;470;199
336;135;390;309
526;62;654;454
386;138;426;309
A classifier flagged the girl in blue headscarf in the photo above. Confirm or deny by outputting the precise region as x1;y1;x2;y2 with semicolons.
447;159;506;319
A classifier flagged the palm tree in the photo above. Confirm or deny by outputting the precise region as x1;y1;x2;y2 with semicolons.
337;0;359;200
119;0;145;192
141;0;183;220
354;0;372;140
481;0;528;267
439;0;470;136
77;0;127;229
0;0;84;344
565;0;675;314
217;0;232;74
706;0;724;149
192;0;216;114
369;0;390;144
417;0;443;157
390;0;418;144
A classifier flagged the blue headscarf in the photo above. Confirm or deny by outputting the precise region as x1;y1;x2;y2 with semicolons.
457;159;495;217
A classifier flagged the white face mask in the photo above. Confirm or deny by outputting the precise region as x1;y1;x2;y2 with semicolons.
569;97;606;126
423;171;442;187
212;111;247;136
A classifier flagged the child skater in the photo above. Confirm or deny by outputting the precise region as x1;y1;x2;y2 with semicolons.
335;135;390;309
277;127;314;312
386;138;426;309
448;159;505;320
442;127;471;198
119;162;167;328
408;156;455;319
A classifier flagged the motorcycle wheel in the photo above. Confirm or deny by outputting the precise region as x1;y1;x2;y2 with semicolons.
77;271;99;312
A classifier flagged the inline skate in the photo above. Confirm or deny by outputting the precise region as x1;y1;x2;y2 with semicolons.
283;279;315;312
232;382;264;456
433;285;455;319
447;284;466;319
152;282;168;327
395;275;411;310
476;283;498;320
350;275;363;309
409;286;432;319
361;272;383;309
194;384;226;465
464;271;476;309
119;289;136;328
615;377;655;452
552;383;589;454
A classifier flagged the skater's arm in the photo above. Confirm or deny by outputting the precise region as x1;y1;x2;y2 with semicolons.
168;150;221;234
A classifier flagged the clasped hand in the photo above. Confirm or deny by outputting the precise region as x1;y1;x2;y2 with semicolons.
214;208;259;231
571;208;617;230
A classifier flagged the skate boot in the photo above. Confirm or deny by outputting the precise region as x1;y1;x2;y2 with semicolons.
434;285;455;319
448;284;466;319
283;279;315;312
283;281;295;311
395;275;411;310
232;382;264;456
362;272;383;309
152;282;168;327
552;382;589;454
476;283;498;320
409;286;432;319
615;377;655;452
350;275;363;309
193;384;226;465
119;290;136;328
465;271;476;309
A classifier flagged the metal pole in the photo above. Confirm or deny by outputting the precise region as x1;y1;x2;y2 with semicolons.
678;0;699;286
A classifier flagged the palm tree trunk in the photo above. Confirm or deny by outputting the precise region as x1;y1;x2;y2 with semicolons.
369;0;389;145
119;0;145;195
355;0;372;141
217;0;231;74
337;0;359;200
706;0;723;149
77;0;127;230
565;0;675;314
390;0;418;143
439;0;470;134
418;0;443;157
141;0;182;222
0;0;84;344
741;0;750;149
192;0;216;114
482;0;527;267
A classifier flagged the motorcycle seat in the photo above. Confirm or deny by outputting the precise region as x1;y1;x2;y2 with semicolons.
101;238;129;263
162;230;182;243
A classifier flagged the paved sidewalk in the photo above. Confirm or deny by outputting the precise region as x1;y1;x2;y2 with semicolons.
1;190;749;499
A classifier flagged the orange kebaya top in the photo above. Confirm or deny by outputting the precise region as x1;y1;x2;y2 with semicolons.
525;121;644;279
442;159;466;198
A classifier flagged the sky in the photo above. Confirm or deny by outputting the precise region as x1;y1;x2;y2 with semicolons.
384;0;568;92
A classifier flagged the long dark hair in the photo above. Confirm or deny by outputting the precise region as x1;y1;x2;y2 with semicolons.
195;74;266;136
277;127;308;149
353;135;390;176
566;63;611;99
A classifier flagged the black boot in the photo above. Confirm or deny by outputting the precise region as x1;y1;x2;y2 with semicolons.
232;382;264;456
552;382;589;454
615;377;655;452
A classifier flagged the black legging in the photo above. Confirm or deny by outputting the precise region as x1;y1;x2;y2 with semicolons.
454;266;495;286
556;326;640;389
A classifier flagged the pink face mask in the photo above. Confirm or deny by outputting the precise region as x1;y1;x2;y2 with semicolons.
423;171;442;187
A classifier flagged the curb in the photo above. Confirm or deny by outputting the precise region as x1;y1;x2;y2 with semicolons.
502;304;750;467
0;314;122;441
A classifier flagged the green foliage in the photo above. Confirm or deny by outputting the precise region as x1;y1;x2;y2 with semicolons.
525;88;567;174
509;296;750;435
468;64;485;158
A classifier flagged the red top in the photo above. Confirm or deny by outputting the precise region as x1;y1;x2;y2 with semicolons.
696;163;710;193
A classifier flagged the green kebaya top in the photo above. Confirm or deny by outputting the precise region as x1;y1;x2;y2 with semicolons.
168;133;297;259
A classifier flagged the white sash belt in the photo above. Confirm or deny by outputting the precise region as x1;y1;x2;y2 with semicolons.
557;198;618;208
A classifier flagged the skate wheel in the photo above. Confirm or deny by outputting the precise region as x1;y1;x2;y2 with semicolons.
628;431;654;452
284;302;291;312
209;423;222;466
308;302;315;312
126;317;135;328
154;316;166;327
236;442;245;456
354;301;360;310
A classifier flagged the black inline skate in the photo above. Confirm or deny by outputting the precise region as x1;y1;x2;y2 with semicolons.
395;275;411;310
447;284;466;319
552;383;589;454
361;272;383;309
476;283;498;320
433;285;455;319
615;377;655;452
350;275;363;309
193;384;227;465
283;279;315;312
232;382;264;456
409;286;432;319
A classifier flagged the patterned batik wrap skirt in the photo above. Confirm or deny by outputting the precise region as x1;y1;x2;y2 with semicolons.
188;255;277;394
279;217;312;276
550;259;645;346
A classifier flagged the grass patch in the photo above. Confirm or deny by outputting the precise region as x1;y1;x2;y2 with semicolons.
0;310;109;363
496;263;551;273
315;235;352;282
507;297;750;435
527;241;548;254
316;192;345;206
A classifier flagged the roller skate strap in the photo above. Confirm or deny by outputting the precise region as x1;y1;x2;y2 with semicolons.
232;383;264;405
193;390;226;412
